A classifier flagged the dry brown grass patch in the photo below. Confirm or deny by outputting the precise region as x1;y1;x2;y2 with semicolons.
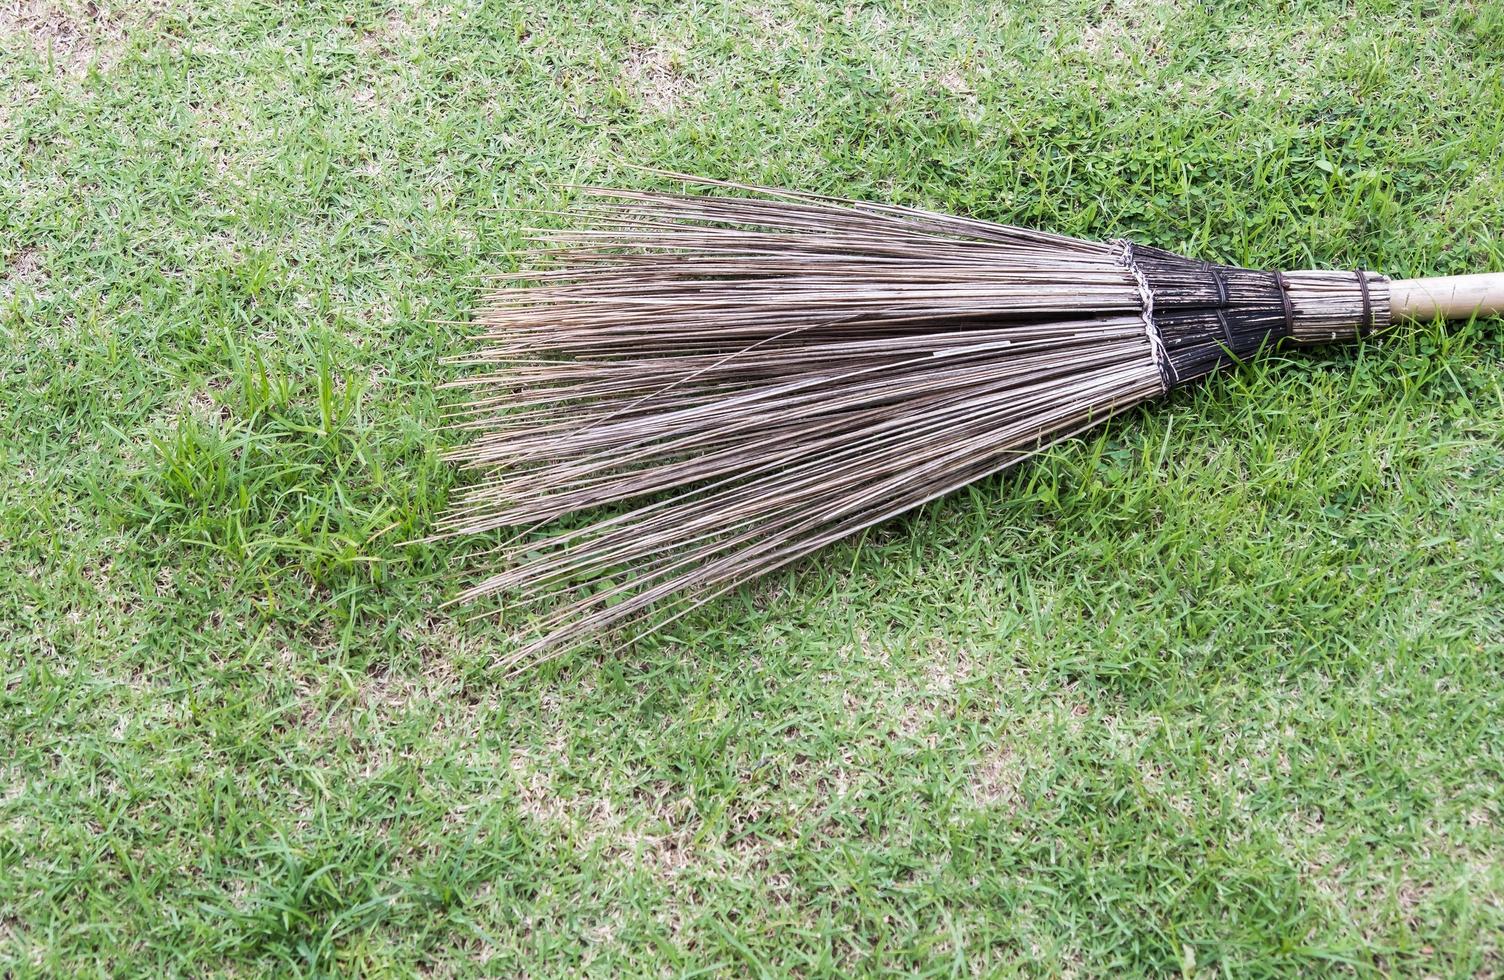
2;246;44;300
0;0;139;76
620;44;690;114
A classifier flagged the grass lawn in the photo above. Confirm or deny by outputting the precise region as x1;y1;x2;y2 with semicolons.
5;0;1504;974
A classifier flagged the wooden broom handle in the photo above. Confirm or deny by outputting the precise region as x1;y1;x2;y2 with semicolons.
1389;273;1504;322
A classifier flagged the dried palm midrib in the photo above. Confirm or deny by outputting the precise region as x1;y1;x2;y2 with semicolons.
497;324;1137;403
473;294;1142;329
463;315;1147;358
452;324;1138;448
488;379;1160;671
447;336;1145;484
482;254;1096;279
443;181;1178;664
460;360;1154;590
442;346;1147;532
443;325;1146;486
555;188;1083;242
478;281;1138;310
463;317;1143;359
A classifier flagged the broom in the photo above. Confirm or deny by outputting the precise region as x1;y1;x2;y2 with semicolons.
435;176;1504;670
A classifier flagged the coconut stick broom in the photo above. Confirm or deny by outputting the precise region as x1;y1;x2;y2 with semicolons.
435;176;1504;670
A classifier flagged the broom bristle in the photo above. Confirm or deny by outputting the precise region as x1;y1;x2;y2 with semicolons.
437;179;1385;670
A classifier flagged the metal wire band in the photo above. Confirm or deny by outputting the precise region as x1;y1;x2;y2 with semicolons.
1114;239;1176;392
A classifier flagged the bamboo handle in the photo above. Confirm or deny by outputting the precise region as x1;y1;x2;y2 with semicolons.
1389;273;1504;322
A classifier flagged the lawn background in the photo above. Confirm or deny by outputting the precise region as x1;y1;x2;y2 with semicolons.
4;0;1504;974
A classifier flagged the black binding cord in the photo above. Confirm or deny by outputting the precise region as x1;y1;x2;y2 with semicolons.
1355;270;1373;335
1202;261;1235;350
1273;270;1296;339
